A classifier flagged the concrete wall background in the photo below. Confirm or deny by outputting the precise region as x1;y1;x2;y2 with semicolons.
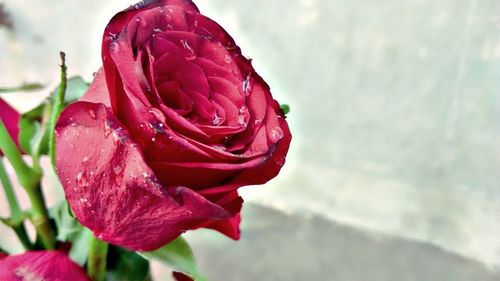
1;0;499;280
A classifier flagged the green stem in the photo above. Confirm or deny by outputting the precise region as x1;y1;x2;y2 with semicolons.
0;159;33;249
0;158;22;219
12;224;33;250
32;101;53;172
49;51;67;167
0;121;39;190
87;235;109;281
0;120;56;249
26;184;56;249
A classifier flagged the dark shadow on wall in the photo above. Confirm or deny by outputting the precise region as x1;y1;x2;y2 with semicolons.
188;203;500;281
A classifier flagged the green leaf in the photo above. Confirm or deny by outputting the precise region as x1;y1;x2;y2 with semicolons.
0;82;44;93
69;227;91;266
107;246;151;281
140;237;206;281
280;104;290;115
63;76;89;103
49;201;90;265
18;103;49;156
49;201;82;241
17;76;89;157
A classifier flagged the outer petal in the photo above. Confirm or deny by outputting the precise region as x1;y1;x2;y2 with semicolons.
55;101;232;250
0;98;20;152
79;68;111;107
173;272;194;281
0;251;90;281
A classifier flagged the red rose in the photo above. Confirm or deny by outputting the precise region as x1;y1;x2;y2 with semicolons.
55;0;291;251
0;98;20;152
0;251;90;281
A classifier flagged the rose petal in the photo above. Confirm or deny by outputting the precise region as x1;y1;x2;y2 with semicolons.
79;69;111;107
173;272;194;281
0;98;20;151
0;251;90;281
56;101;232;250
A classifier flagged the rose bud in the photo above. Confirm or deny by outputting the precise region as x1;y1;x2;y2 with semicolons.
55;0;291;251
0;251;90;281
0;98;21;153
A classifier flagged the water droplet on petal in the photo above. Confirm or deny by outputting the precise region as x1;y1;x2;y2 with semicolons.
238;115;247;128
104;120;113;137
180;39;196;60
212;114;222;126
213;145;227;152
82;156;90;163
243;74;252;96
109;42;119;53
239;106;247;114
88;109;97;119
224;54;231;64
149;108;166;123
275;156;286;167
113;165;122;175
76;172;88;187
254;119;263;127
270;127;284;142
105;32;117;42
153;27;162;33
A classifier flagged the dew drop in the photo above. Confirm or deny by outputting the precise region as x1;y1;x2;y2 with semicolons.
165;8;173;20
212;114;222;126
105;32;117;42
152;121;166;134
243;74;252;96
76;172;88;187
104;120;113;137
149;108;166;123
180;39;196;60
151;137;156;142
113;165;122;175
153;27;162;33
237;115;247;128
109;42;119;53
82;156;90;163
213;145;227;152
275;156;286;167
254;119;263;127
224;54;231;64
239;106;247;114
270;127;284;142
88;109;97;119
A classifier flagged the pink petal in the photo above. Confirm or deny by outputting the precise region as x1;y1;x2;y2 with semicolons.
0;251;90;281
56;101;232;250
0;98;20;151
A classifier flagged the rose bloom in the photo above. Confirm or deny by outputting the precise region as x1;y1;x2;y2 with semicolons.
56;0;291;251
0;251;90;281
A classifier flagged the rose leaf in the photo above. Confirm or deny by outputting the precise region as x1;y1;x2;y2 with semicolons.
139;237;207;281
